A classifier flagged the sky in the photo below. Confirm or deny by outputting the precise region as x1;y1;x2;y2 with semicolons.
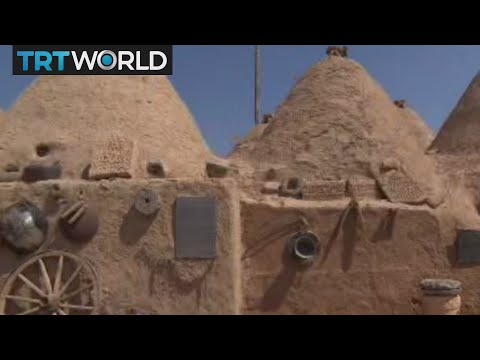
1;45;480;157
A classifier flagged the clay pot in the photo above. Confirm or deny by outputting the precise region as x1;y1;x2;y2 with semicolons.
420;279;462;315
422;294;461;315
59;202;99;243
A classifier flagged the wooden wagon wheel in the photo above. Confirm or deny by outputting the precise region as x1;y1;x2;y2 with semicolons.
0;250;100;315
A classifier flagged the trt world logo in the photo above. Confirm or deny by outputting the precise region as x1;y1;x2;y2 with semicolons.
13;45;172;75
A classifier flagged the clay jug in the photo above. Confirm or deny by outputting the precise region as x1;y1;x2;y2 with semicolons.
420;279;462;315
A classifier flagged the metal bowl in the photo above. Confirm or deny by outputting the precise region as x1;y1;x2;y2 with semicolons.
0;201;48;254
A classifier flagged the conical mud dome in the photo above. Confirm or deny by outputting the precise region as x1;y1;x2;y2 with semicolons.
0;75;213;179
231;56;440;195
400;107;435;151
429;72;480;154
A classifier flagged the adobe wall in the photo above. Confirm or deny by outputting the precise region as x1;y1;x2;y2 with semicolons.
240;197;480;315
0;179;241;314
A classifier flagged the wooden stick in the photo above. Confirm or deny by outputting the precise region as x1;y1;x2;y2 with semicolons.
254;45;261;125
60;201;84;220
68;205;87;225
353;200;366;241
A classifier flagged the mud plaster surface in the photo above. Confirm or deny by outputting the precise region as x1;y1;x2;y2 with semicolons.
230;57;442;202
0;179;240;315
89;135;136;179
0;76;213;180
240;197;480;315
3;57;480;314
429;72;480;154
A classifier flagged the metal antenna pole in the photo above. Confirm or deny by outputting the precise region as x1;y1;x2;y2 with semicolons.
254;45;261;125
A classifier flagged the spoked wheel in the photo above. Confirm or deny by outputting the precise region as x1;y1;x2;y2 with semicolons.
0;250;100;315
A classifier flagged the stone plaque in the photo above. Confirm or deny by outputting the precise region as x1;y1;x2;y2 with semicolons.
457;230;480;264
175;197;217;259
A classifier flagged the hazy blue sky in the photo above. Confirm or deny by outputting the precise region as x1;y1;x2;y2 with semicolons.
1;45;479;156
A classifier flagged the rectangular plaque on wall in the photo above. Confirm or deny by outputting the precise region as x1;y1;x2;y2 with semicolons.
175;197;217;259
457;230;480;265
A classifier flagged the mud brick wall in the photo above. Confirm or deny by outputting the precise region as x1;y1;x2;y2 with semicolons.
0;179;241;315
89;135;136;180
240;199;454;315
303;181;346;201
347;179;384;199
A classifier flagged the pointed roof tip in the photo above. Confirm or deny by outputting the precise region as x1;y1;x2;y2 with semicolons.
230;53;439;191
326;46;349;58
429;70;480;154
1;75;213;179
466;70;480;86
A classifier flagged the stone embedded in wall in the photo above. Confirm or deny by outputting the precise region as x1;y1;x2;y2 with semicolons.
206;161;237;178
346;179;383;199
303;180;346;201
1;162;21;182
262;114;273;124
146;161;168;178
394;100;407;109
134;189;160;216
262;182;281;195
456;230;480;265
175;197;217;259
263;166;291;181
279;177;305;199
376;169;424;204
89;136;135;180
22;161;63;183
0;172;21;183
380;158;402;173
4;163;19;173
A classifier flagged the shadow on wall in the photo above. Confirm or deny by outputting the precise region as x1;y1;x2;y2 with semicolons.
242;217;302;260
258;208;366;312
260;244;300;312
119;205;158;245
341;208;359;271
371;209;397;244
134;248;214;307
321;205;364;272
0;248;25;276
47;219;90;253
322;207;398;272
